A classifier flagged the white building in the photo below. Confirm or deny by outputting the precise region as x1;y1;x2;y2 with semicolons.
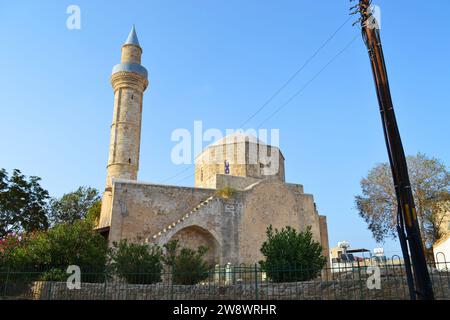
434;234;450;271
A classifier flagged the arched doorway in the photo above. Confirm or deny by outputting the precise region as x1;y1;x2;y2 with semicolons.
168;225;220;265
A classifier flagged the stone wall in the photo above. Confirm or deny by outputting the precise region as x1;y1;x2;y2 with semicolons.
153;179;324;265
319;216;330;269
156;196;242;265
239;179;310;264
108;180;214;244
25;274;450;300
194;141;285;189
215;174;261;191
107;177;327;266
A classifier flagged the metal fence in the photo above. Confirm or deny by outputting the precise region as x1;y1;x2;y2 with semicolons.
1;260;449;300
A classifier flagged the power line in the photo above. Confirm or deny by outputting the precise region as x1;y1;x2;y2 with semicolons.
239;16;352;129
256;34;359;129
172;169;196;185
163;31;356;186
159;18;353;184
159;165;192;184
160;35;358;185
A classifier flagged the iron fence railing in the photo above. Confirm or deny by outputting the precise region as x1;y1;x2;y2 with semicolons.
1;260;449;300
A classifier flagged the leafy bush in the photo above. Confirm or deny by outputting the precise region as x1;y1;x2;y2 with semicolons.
259;225;326;282
41;220;108;277
0;234;23;271
38;268;68;282
0;220;108;283
86;200;102;225
0;232;48;272
163;240;210;285
109;239;163;284
0;233;44;298
215;186;236;199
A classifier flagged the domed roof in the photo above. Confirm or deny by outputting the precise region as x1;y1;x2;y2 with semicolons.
209;131;267;147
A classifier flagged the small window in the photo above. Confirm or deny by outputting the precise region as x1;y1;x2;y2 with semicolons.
128;158;131;164
131;93;134;100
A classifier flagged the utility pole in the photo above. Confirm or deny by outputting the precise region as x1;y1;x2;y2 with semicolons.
351;0;434;300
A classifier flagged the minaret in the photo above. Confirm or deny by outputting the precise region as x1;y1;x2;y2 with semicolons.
98;26;149;230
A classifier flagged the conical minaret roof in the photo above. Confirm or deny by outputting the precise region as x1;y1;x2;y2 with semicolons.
111;25;148;79
124;25;140;47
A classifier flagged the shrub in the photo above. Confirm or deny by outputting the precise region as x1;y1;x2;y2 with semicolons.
215;187;236;199
0;220;108;283
109;239;163;284
38;268;68;282
163;240;210;285
0;232;45;298
0;234;26;271
259;225;326;282
86;200;102;226
42;220;108;278
0;232;49;273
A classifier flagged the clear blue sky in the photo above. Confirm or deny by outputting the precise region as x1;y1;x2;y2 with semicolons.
1;1;449;256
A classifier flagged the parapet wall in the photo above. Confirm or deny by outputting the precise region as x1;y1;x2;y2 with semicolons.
108;180;214;244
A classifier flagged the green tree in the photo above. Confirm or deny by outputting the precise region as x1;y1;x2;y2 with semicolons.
0;232;47;295
48;186;100;225
109;239;163;284
0;219;108;281
0;169;49;238
355;152;450;247
43;220;108;274
259;225;326;283
86;200;102;225
0;231;51;274
163;240;210;285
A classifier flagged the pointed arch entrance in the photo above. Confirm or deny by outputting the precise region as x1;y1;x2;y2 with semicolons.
168;225;220;265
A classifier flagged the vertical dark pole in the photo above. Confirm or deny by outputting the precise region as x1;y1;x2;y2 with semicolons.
397;224;416;299
254;263;259;300
356;0;434;300
3;268;10;298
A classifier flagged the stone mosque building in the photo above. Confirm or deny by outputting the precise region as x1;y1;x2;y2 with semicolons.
97;27;330;266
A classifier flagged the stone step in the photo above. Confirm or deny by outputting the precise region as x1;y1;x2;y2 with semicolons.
149;196;216;241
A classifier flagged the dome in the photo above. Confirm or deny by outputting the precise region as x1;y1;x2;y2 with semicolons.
195;131;285;189
209;131;267;148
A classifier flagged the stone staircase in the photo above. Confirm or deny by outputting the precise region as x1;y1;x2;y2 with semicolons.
148;195;215;242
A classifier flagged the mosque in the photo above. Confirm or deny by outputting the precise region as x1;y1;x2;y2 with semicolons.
97;26;330;265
